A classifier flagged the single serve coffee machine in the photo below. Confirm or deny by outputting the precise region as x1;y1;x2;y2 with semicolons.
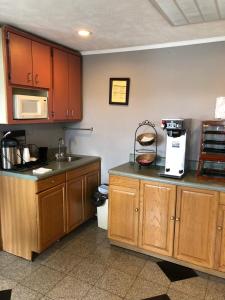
160;119;189;178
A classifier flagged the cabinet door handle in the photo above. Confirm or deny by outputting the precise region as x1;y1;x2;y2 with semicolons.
71;109;74;117
27;72;32;83
170;216;175;221
35;74;39;84
66;109;69;117
217;226;223;231
175;217;180;221
135;208;139;212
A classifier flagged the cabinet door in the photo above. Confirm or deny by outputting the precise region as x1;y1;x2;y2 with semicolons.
174;186;218;268
32;41;51;88
139;181;176;257
215;202;225;272
9;33;33;86
84;170;99;221
68;54;82;120
108;178;139;246
52;48;69;120
66;176;84;233
37;184;66;251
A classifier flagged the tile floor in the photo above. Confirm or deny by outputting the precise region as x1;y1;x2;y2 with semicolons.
0;219;225;300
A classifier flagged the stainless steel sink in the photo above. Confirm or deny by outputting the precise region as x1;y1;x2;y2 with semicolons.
56;155;82;162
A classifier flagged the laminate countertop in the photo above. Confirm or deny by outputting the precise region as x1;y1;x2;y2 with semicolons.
0;155;100;181
109;162;225;193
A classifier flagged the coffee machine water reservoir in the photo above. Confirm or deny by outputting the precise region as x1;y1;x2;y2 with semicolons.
160;119;189;178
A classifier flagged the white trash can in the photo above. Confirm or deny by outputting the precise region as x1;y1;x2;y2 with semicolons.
97;199;108;230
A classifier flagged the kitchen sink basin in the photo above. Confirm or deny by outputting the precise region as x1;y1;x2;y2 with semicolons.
55;155;82;162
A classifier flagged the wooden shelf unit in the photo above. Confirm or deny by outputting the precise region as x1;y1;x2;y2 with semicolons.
197;120;225;180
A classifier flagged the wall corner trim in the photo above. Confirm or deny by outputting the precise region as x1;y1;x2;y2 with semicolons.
81;36;225;56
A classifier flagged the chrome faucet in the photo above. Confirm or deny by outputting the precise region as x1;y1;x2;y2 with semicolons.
55;138;65;160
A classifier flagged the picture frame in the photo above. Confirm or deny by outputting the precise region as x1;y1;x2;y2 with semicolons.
109;78;130;105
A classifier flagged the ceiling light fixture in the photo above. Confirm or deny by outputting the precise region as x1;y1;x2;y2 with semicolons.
78;30;92;37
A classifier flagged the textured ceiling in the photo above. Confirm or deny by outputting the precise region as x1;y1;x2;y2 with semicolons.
0;0;225;53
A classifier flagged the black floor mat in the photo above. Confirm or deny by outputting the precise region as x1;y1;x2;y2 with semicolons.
0;289;12;300
157;261;198;282
143;294;170;300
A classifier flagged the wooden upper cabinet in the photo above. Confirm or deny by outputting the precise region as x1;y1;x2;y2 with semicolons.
8;33;51;89
68;53;82;120
32;41;51;88
174;186;218;268
108;176;139;246
139;181;176;257
52;48;69;120
9;33;33;86
52;50;82;121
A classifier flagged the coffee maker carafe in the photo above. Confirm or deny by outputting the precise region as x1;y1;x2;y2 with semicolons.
1;131;20;170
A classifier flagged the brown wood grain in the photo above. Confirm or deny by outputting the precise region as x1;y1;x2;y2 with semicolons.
32;41;51;89
36;173;65;193
108;176;140;246
138;180;176;257
68;53;82;120
37;183;66;252
215;202;225;272
174;186;219;268
66;176;84;232
0;176;37;260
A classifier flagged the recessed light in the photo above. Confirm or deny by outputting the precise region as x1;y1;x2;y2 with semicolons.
78;30;92;37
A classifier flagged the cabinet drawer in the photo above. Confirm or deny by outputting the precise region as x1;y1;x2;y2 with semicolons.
66;161;100;181
109;175;139;189
36;173;66;193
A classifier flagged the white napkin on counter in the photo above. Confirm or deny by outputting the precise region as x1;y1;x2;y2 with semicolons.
33;167;53;174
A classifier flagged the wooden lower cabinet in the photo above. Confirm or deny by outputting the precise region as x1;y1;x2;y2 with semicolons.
174;186;218;268
215;193;225;272
84;170;99;221
139;181;176;256
108;176;139;246
108;175;223;275
37;184;66;252
0;160;100;260
66;176;84;233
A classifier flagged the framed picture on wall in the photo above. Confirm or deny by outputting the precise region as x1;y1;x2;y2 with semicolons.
109;78;130;105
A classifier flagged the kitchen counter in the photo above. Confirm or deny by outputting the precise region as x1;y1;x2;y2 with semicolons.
109;162;225;192
0;155;100;180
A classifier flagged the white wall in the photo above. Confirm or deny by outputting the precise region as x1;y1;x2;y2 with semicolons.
65;42;225;182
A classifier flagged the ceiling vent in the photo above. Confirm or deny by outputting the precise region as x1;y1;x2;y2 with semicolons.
150;0;225;26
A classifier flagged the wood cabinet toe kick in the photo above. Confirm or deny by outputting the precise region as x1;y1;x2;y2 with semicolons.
0;160;100;260
108;174;225;279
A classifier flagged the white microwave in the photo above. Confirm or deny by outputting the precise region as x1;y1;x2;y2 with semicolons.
13;95;48;119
